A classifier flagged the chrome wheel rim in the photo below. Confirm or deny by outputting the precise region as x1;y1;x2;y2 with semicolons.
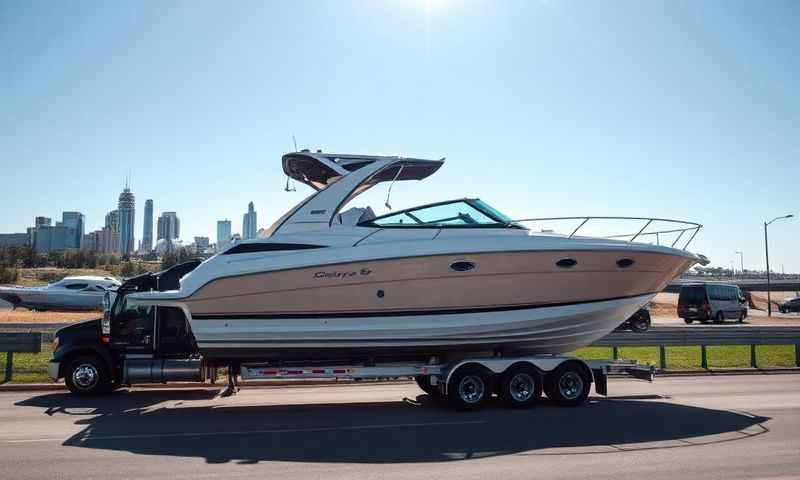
509;373;535;402
558;372;583;400
458;375;485;404
72;364;99;390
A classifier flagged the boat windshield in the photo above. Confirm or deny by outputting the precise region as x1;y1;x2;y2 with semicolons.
360;199;513;228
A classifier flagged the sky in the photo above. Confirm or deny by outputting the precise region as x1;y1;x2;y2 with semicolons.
1;0;798;272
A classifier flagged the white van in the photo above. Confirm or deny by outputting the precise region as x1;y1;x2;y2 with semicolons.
678;283;748;324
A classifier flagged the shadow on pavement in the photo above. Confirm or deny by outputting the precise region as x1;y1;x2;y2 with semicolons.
16;390;769;464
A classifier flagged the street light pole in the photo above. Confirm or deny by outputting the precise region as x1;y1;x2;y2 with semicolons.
765;222;771;316
735;251;744;277
764;214;794;317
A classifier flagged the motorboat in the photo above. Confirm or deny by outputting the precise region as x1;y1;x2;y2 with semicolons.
0;276;121;311
127;151;708;361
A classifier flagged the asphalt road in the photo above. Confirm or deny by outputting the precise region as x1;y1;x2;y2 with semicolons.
1;375;798;480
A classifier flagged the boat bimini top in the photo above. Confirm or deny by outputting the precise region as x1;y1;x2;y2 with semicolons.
268;151;445;236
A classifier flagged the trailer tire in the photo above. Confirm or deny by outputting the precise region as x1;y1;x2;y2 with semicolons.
414;375;441;397
545;361;591;407
64;355;112;396
500;364;541;409
447;366;491;411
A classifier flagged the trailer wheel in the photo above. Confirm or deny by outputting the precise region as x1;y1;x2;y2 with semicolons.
64;355;112;396
447;366;491;411
545;361;591;407
414;375;442;397
500;364;541;409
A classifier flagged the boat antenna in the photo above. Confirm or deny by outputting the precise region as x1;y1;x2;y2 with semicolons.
384;164;404;210
285;134;298;192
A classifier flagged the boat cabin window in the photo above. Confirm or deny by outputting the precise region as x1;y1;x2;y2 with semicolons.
64;283;89;290
360;200;509;228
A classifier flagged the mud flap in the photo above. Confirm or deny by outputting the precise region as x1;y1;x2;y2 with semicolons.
592;368;607;396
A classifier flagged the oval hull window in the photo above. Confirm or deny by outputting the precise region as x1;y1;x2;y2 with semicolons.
617;258;635;268
450;261;476;272
556;258;577;269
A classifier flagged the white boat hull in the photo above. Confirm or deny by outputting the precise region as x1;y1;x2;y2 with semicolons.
190;293;653;359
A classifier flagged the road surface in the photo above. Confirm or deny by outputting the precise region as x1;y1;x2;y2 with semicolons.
1;375;798;479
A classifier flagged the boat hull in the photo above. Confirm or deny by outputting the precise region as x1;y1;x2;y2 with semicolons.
190;293;653;360
0;288;104;311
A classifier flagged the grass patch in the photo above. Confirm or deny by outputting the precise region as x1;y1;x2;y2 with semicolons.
574;345;797;369
1;344;797;384
0;344;56;384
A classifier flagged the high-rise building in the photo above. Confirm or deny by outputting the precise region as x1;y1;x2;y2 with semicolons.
216;220;232;252
242;202;257;240
60;212;84;249
35;217;51;228
157;212;180;241
142;199;154;252
105;210;119;232
118;184;135;255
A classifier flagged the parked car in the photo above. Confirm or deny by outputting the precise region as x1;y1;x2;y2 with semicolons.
779;297;800;314
616;307;651;332
678;283;747;324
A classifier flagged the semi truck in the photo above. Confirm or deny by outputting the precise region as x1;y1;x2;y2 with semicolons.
48;261;654;410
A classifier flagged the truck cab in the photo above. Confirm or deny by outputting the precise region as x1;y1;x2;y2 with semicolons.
48;261;208;395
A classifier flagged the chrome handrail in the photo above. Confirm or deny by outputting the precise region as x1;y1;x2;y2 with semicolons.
510;216;703;250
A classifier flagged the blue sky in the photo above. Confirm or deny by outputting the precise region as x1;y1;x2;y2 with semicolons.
1;0;798;271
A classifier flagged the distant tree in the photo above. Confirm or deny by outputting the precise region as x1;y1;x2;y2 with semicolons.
120;261;136;278
161;251;178;270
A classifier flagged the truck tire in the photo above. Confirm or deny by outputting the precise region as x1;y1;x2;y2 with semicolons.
499;364;541;409
414;375;441;397
64;355;112;396
447;366;491;411
684;318;693;324
545;361;591;407
714;311;725;324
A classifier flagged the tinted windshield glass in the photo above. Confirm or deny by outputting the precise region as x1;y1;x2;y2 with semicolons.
679;286;706;304
368;200;503;227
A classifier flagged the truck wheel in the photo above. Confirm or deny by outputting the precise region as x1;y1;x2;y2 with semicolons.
65;355;112;396
630;316;650;333
545;362;591;407
414;375;441;397
500;364;541;409
714;311;725;324
738;311;746;323
684;318;693;324
447;366;491;411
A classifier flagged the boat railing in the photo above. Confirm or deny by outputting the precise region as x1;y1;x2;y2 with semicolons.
509;216;703;250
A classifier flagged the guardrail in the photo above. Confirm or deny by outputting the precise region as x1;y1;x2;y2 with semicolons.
592;326;800;370
0;332;41;383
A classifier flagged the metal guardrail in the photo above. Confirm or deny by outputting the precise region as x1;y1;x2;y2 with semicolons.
0;332;41;383
512;216;703;250
592;326;800;370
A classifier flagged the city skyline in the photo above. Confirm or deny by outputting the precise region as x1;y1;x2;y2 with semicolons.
1;2;799;270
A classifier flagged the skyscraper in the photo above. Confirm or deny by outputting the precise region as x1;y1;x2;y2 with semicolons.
60;212;84;249
142;199;154;252
118;182;135;255
157;212;180;241
242;201;257;240
105;210;119;232
216;220;232;252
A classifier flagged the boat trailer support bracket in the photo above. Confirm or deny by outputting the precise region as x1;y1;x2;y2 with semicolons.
218;364;240;397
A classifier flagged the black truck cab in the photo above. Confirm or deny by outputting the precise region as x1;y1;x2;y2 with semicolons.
49;261;205;395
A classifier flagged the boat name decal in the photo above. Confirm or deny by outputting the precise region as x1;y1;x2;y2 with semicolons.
314;268;372;279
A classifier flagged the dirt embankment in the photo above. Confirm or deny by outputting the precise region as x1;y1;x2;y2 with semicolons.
0;309;101;324
11;268;117;287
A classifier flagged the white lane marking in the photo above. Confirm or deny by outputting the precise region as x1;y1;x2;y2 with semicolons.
2;420;486;444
